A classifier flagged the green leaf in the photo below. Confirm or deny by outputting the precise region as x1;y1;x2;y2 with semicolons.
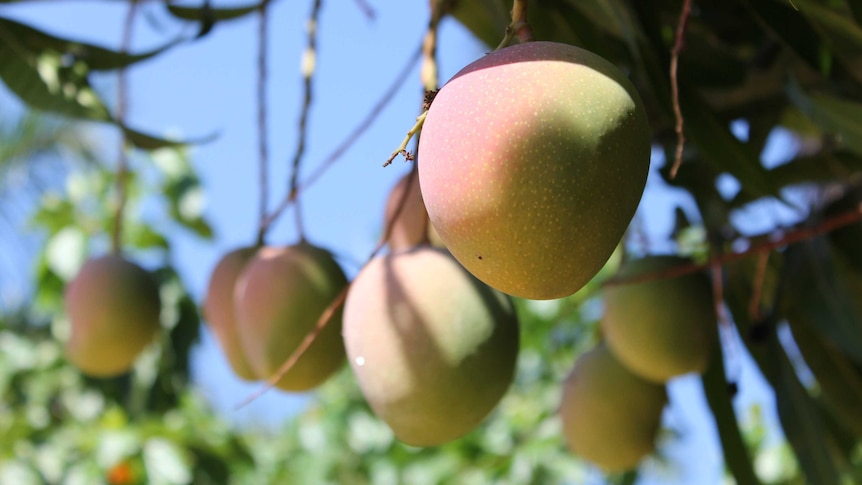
121;125;218;151
0;18;210;150
124;223;170;250
730;151;862;207
742;0;824;70
769;336;841;485
681;90;782;201
0;17;180;71
0;34;111;121
784;305;862;439
780;239;862;363
785;78;862;157
793;0;862;84
166;2;267;22
448;0;511;49
701;328;763;485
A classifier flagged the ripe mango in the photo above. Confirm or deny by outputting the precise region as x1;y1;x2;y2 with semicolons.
602;255;715;383
64;255;161;377
418;41;650;300
560;343;667;472
343;246;519;446
203;246;258;381
233;242;348;391
384;172;443;251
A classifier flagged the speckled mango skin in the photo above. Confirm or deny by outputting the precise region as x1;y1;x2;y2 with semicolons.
602;255;716;383
560;343;667;472
203;247;259;381
234;243;348;391
418;41;650;300
343;247;519;446
64;255;161;377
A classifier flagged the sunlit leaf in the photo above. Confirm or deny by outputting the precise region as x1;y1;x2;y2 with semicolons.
0;17;180;71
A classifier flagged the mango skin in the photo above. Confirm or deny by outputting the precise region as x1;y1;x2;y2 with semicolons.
233;242;348;391
418;41;651;300
602;255;715;383
64;255;161;377
384;172;444;251
560;343;667;472
203;247;258;381
343;246;519;446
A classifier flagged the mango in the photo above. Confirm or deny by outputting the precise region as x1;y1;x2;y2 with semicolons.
560;343;667;472
418;41;650;300
384;172;443;251
203;246;258;381
602;255;715;383
64;255;161;377
343;246;519;446
234;242;348;391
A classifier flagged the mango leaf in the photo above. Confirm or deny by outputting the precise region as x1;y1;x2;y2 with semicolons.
0;17;180;71
681;90;782;201
731;151;862;207
742;0;824;71
121;125;218;151
124;223;170;251
724;256;841;485
0;20;206;150
793;0;862;84
784;305;862;439
780;239;862;363
166;1;266;22
701;327;763;485
0;35;110;121
448;0;508;49
786;78;862;157
769;336;842;485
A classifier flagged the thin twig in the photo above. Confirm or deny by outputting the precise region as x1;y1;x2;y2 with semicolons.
421;0;450;92
287;0;323;242
668;0;692;179
496;0;534;50
383;111;426;167
261;44;422;232
255;1;270;247
111;0;139;256
605;203;862;287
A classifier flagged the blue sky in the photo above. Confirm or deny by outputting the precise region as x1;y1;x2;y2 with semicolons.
0;1;796;482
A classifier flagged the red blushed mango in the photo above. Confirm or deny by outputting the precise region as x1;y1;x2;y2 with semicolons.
384;171;444;251
64;255;161;377
343;246;519;446
203;246;258;381
234;242;348;391
418;41;650;300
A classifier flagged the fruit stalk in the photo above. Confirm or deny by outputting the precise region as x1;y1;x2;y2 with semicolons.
255;1;270;246
111;0;139;256
495;0;534;50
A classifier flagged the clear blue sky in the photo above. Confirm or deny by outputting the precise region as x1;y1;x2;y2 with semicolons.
0;1;794;483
